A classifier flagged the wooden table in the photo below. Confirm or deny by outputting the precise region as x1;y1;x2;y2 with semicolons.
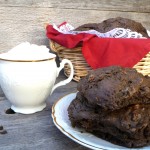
0;73;89;150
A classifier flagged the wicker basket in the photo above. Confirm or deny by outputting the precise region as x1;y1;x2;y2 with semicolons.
50;40;150;82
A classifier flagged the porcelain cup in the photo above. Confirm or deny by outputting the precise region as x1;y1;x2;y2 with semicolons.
0;52;74;114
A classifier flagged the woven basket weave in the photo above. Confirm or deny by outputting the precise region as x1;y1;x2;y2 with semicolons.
50;40;150;82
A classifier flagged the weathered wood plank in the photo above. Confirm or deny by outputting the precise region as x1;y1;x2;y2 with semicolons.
0;0;150;13
0;7;150;51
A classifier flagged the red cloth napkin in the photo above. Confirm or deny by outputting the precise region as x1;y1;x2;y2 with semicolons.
46;24;150;69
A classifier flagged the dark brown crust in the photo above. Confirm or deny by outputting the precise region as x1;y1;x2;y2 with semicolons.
75;17;149;37
77;66;150;111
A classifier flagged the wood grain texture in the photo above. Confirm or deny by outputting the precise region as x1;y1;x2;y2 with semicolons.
0;0;150;52
0;0;150;12
0;5;150;51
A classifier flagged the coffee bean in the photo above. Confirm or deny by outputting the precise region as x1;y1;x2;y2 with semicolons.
0;129;7;134
0;125;3;130
5;108;15;114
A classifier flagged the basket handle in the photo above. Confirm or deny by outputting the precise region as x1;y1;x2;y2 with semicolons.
51;59;74;94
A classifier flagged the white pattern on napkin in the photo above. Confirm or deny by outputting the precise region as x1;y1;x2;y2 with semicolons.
53;22;145;38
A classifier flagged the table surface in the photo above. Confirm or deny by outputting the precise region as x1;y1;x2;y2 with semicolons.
0;73;89;150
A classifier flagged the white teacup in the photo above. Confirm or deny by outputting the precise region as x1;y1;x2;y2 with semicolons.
0;46;74;114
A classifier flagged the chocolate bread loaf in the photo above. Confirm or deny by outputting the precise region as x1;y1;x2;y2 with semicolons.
68;66;150;148
75;17;149;37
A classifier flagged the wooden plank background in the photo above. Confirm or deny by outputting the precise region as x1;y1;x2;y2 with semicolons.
0;1;150;149
0;0;150;51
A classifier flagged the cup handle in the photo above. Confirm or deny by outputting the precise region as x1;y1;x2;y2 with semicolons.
51;59;74;94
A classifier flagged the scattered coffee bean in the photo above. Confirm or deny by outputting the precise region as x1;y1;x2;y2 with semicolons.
5;108;15;114
0;126;7;134
0;125;3;130
0;129;7;134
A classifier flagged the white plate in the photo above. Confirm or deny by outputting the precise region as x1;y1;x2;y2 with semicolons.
52;93;150;150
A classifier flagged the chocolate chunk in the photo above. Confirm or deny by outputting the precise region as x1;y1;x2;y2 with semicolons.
0;129;7;134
